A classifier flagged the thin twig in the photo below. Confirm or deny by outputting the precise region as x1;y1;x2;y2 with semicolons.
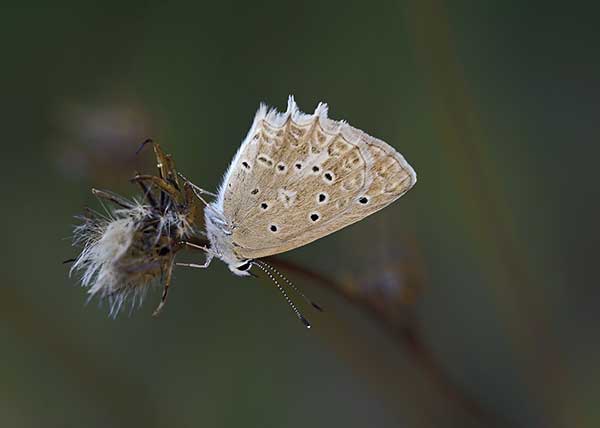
267;256;510;428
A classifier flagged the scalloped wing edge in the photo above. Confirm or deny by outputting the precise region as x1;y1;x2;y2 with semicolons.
215;95;417;209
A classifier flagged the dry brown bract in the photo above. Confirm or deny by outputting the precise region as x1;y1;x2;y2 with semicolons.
69;142;206;317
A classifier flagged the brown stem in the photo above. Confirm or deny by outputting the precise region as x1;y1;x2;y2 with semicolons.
267;256;511;428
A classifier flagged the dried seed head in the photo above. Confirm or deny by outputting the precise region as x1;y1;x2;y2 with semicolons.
67;142;207;317
70;199;196;317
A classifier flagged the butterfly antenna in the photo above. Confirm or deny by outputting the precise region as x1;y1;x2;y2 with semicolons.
255;260;323;311
252;262;311;328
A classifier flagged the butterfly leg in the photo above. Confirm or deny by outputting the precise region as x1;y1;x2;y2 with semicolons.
190;185;216;198
176;241;214;269
176;255;213;269
178;172;216;206
177;172;216;196
188;183;210;207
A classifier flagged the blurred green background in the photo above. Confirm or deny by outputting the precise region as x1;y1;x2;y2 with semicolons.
3;1;599;427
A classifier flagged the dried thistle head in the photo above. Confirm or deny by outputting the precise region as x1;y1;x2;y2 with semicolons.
69;142;206;317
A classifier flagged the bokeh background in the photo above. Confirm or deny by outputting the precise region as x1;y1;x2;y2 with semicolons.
3;1;599;427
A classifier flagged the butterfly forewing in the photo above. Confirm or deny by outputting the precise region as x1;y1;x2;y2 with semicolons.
221;97;416;259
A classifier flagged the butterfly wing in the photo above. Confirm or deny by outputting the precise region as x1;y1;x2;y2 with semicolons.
216;96;416;260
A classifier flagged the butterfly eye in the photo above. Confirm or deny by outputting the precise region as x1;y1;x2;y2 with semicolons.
260;202;269;210
295;162;303;170
312;165;321;173
250;188;259;195
269;224;279;233
317;193;328;204
309;212;320;222
358;196;369;205
323;171;334;184
236;261;251;271
241;161;251;170
276;163;287;173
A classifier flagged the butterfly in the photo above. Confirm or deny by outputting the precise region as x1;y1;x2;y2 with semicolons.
68;96;417;323
178;96;417;326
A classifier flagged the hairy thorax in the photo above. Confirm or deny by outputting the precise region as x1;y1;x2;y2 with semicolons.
204;203;248;275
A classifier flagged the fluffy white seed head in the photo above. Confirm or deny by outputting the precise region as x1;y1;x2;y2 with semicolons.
70;201;194;317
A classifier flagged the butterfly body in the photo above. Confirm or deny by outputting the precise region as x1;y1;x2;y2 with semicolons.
204;203;250;275
203;96;417;276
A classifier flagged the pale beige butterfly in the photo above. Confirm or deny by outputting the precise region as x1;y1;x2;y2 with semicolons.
182;96;417;326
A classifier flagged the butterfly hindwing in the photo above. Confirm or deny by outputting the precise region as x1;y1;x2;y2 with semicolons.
219;97;416;259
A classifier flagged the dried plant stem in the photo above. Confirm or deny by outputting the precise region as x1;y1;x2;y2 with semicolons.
407;1;559;425
267;257;510;428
